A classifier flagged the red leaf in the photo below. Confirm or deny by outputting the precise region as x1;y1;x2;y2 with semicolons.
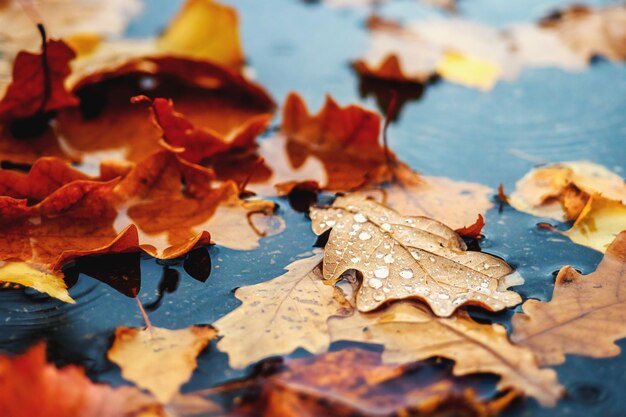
455;214;485;239
0;38;78;119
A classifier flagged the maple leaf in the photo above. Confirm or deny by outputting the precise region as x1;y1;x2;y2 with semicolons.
511;231;626;366
310;194;522;317
509;161;626;252
0;343;165;417
133;95;272;164
108;325;216;403
214;253;352;368
328;303;563;406
229;349;519;417
0;151;282;300
0;37;78;120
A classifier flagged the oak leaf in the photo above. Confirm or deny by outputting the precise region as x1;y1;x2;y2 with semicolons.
108;325;216;403
229;348;519;417
328;303;563;406
511;231;626;366
310;194;522;316
214;253;352;368
0;343;165;417
0;39;78;119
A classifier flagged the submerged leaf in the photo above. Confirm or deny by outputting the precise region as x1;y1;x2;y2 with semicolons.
512;231;626;365
311;194;521;316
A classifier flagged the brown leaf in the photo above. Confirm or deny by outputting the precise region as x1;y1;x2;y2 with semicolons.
214;253;353;368
511;231;626;366
0;343;165;417
456;214;485;239
229;348;519;417
328;303;563;406
310;194;522;317
108;325;216;403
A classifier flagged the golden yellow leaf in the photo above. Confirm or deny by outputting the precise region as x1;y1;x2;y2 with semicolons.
214;253;352;368
107;326;216;403
436;51;501;91
512;231;626;365
0;262;74;303
329;302;563;406
310;194;522;317
159;0;244;70
564;197;626;253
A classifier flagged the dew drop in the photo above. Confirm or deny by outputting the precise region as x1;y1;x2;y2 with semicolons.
383;254;394;264
411;250;421;260
359;231;372;240
326;220;336;227
438;292;450;300
399;268;414;279
480;282;489;288
354;213;367;223
368;278;383;289
350;257;361;264
415;287;430;295
373;293;385;301
483;263;490;270
374;266;389;279
381;223;392;232
429;257;436;262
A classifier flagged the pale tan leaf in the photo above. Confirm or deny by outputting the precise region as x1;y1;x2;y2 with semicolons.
512;231;626;365
108;326;216;403
310;194;522;317
329;302;563;406
214;253;352;368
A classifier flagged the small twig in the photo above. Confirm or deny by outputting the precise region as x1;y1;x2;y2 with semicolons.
135;295;156;338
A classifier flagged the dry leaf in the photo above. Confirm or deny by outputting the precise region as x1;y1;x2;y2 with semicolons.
0;343;165;417
310;194;522;316
328;303;563;406
159;0;244;70
511;231;626;366
509;161;626;252
214;253;352;368
108;325;216;403
0;0;141;60
354;5;624;90
0;151;282;296
0;262;72;303
229;348;519;417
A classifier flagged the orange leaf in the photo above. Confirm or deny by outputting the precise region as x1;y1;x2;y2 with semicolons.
455;214;485;239
0;38;78;120
0;344;164;417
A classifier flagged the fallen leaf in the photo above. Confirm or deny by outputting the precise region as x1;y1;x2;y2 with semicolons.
0;343;165;417
509;161;626;252
159;0;245;70
214;253;352;368
0;38;78;120
310;194;522;316
328;303;563;406
325;0;458;12
509;161;626;221
0;0;140;59
539;4;626;62
134;95;272;165
0;261;73;303
229;348;519;417
108;325;216;403
511;231;626;365
0;151;282;298
455;214;485;239
354;5;624;89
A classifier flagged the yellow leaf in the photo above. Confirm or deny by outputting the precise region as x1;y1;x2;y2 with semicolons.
565;197;626;253
0;262;74;304
437;51;501;91
107;326;216;403
159;0;244;70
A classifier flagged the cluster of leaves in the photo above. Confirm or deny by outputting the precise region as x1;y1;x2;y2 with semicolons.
0;0;624;416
